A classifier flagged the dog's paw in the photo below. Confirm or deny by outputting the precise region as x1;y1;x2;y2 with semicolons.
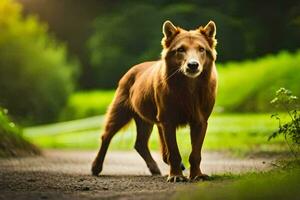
148;162;162;176
91;162;102;176
150;168;162;176
190;174;210;182
167;175;188;183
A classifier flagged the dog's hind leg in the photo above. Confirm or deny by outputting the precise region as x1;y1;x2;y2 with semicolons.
134;116;161;175
91;92;132;176
158;126;168;165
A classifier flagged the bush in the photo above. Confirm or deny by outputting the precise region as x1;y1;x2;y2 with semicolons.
0;0;78;124
216;51;300;112
269;88;299;156
59;90;114;121
0;107;40;157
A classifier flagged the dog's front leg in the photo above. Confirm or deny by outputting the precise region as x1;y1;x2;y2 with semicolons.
189;121;210;181
160;123;187;182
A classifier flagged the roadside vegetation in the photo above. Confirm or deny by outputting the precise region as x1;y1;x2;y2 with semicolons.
0;107;40;157
269;88;299;157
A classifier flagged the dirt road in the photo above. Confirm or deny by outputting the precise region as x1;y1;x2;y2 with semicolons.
0;150;275;200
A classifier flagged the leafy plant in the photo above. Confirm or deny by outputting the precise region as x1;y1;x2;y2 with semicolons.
0;107;40;157
269;88;300;156
0;107;19;136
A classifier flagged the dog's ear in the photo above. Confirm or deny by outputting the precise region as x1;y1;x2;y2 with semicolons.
199;20;217;50
161;20;179;48
163;20;178;38
202;21;216;39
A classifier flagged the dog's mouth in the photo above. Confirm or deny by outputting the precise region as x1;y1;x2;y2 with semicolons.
183;68;202;78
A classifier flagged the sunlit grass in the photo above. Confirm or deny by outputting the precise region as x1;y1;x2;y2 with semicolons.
59;90;115;121
24;113;287;159
175;163;300;200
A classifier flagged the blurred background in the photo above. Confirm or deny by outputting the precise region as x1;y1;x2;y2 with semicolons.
0;0;299;157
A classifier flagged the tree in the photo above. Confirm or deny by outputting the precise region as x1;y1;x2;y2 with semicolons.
0;0;78;124
88;2;245;88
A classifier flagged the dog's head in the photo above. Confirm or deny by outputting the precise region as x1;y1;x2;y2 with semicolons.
161;20;217;78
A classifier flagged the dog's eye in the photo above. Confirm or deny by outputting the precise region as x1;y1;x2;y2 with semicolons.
199;47;205;52
177;47;185;52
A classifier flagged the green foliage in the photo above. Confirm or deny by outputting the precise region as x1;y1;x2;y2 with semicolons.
0;107;39;157
61;51;300;120
269;88;300;156
216;51;300;112
0;0;78;124
88;4;161;88
0;107;20;136
88;2;246;88
15;0;300;88
59;90;115;121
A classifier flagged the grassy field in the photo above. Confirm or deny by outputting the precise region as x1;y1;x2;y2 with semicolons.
24;113;288;160
59;90;115;121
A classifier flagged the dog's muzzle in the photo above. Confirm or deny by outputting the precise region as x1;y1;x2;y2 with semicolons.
184;59;202;77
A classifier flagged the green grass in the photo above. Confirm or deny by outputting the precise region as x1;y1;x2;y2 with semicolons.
59;90;115;121
24;113;288;159
175;160;300;200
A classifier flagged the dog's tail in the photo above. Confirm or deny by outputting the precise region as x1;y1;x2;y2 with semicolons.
103;88;132;135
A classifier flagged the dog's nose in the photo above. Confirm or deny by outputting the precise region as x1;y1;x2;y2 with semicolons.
187;61;199;70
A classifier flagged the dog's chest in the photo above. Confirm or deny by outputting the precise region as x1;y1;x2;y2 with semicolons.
168;90;203;124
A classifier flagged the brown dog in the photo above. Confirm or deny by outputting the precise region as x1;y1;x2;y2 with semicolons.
92;20;218;182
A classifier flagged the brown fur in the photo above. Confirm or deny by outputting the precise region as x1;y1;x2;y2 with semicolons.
92;20;218;182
